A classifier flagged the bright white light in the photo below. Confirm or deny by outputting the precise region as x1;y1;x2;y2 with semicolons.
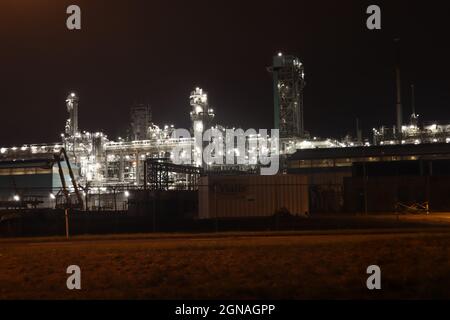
124;191;130;198
13;195;20;201
278;52;283;57
299;140;313;149
195;121;204;132
49;193;56;200
71;92;76;97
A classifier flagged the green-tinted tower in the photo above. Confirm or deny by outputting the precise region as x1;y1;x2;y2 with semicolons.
269;53;306;138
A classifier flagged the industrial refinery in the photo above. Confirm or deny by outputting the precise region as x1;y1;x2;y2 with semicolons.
0;53;306;191
4;0;450;304
1;52;450;211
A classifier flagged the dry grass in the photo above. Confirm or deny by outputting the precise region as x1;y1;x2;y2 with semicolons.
1;230;450;299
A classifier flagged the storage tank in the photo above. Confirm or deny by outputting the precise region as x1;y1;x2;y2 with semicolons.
198;174;309;219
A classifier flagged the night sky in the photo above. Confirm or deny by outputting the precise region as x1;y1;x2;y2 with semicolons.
0;0;449;146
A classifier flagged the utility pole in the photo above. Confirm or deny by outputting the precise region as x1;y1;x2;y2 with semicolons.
394;38;403;141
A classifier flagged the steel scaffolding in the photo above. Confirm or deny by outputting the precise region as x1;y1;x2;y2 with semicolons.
269;53;306;138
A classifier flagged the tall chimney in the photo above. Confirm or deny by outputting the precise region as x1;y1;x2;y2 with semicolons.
410;84;418;127
394;39;403;138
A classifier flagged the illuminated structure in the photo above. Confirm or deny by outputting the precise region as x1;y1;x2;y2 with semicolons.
373;122;450;146
190;87;215;167
0;85;366;193
190;87;215;134
65;92;79;137
372;84;450;146
269;52;306;138
1;52;449;195
0;88;214;189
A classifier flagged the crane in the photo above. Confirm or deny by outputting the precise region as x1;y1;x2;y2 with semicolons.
54;148;83;209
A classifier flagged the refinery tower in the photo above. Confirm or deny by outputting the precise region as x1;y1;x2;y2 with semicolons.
269;53;306;138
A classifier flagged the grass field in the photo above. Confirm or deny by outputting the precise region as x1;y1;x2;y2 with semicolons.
1;222;450;299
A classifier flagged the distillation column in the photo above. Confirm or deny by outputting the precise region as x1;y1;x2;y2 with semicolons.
65;92;79;137
269;53;306;138
189;87;215;167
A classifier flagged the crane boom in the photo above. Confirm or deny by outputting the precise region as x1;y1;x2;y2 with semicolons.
54;148;83;209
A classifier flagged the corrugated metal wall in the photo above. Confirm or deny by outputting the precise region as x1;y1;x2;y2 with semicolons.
199;175;309;219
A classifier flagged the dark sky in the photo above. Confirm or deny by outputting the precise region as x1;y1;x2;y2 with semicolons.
0;0;449;146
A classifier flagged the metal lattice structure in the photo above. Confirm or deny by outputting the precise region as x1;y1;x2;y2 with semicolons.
145;158;202;191
269;53;306;138
54;148;84;209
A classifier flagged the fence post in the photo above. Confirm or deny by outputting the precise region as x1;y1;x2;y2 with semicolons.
113;187;117;212
152;191;156;233
98;187;101;212
65;208;70;240
426;161;432;214
214;184;218;233
363;162;368;215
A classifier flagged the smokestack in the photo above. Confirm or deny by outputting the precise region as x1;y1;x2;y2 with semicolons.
356;118;362;143
410;84;418;127
394;39;403;138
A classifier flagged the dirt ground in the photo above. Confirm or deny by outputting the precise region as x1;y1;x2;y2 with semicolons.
1;216;450;299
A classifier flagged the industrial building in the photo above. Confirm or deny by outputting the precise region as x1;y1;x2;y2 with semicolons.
288;143;450;213
0;52;449;216
0;53;349;192
198;175;309;219
0;157;74;209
